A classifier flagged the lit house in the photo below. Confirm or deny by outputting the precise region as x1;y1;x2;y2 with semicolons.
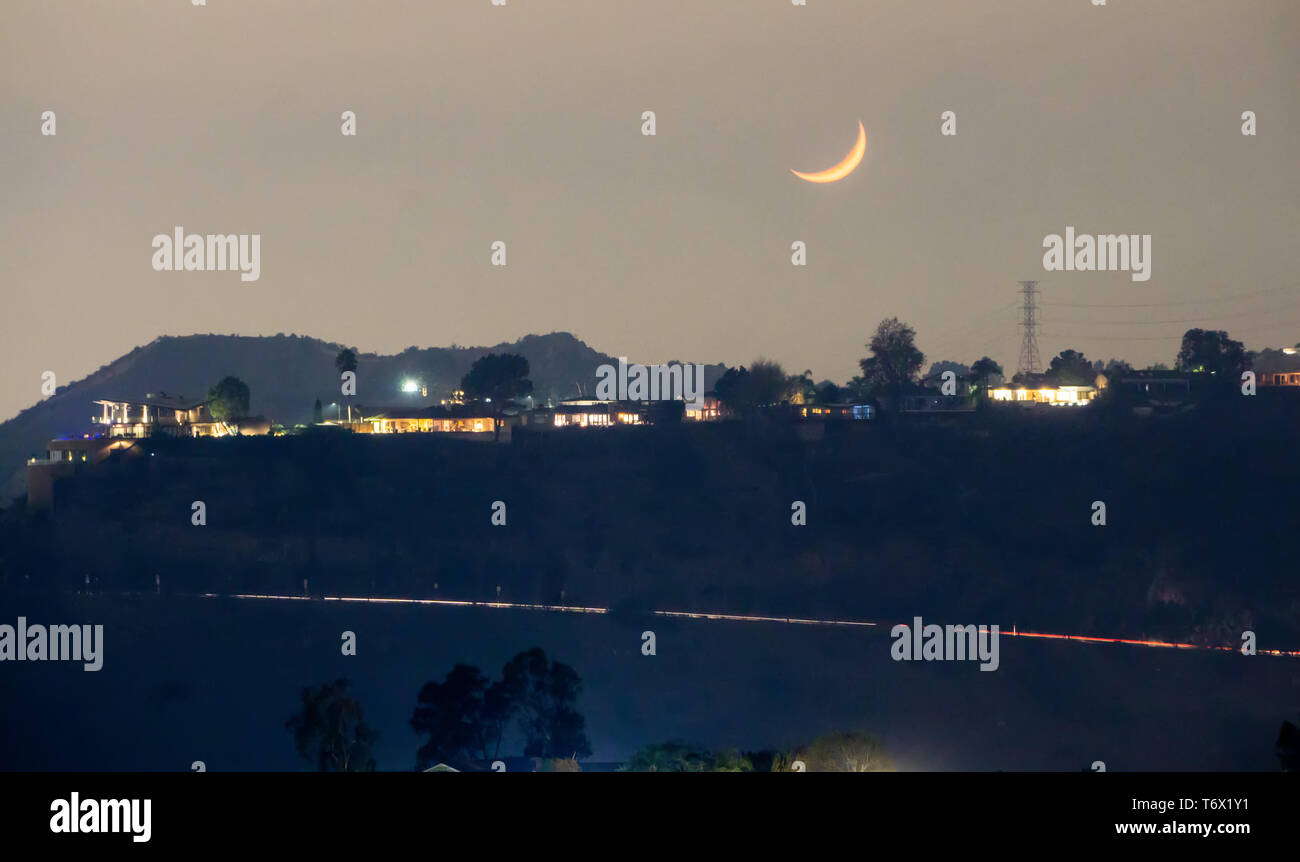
93;393;213;437
988;383;1099;406
92;393;269;437
685;394;724;421
799;403;874;421
526;399;648;429
1251;348;1300;387
349;404;507;436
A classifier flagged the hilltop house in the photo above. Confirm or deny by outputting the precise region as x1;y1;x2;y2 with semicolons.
94;393;211;437
524;399;649;429
346;404;512;439
93;393;269;437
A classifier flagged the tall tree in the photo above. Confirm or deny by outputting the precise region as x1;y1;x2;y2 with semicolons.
460;353;533;440
460;353;533;403
498;648;592;760
312;398;324;424
1046;349;1093;385
1176;328;1246;377
859;318;925;394
748;358;792;406
206;376;250;435
969;357;1004;394
410;664;513;769
788;369;817;405
285;679;378;772
335;347;358;376
714;366;752;412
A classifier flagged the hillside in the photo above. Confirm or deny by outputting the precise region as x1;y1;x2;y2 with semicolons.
0;332;726;501
5;400;1300;648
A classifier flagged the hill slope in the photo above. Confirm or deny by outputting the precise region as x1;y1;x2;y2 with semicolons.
0;331;725;500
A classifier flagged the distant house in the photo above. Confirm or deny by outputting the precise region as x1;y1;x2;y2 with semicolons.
988;374;1100;407
94;393;211;437
343;403;525;441
798;403;874;421
1251;348;1300;387
92;393;268;437
897;384;977;414
349;404;506;436
1115;370;1193;407
685;393;724;421
26;437;141;512
525;399;649;429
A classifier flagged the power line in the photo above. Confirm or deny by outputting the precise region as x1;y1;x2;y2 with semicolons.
1041;283;1300;308
1044;301;1300;326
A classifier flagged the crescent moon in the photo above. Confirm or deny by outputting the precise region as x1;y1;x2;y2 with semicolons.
791;121;867;183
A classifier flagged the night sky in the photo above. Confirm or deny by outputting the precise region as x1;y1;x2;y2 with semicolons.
3;0;1297;421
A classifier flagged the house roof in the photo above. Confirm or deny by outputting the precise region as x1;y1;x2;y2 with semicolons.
94;393;208;410
1251;349;1300;374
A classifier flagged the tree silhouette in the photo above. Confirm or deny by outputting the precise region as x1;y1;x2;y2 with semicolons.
335;347;358;376
410;663;513;769
460;353;533;404
206;376;250;435
859;318;924;395
969;356;1004;394
1046;349;1093;385
499;648;592;759
1176;328;1246;377
285;679;377;772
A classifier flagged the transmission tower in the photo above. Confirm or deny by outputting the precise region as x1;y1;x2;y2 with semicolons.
1017;280;1042;376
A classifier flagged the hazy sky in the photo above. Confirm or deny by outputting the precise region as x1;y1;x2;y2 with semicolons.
3;0;1297;422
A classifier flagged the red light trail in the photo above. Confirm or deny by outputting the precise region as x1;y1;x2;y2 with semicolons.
176;591;1300;658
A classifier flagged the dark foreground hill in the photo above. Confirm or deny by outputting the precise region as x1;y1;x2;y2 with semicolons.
4;394;1300;649
0;331;725;499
